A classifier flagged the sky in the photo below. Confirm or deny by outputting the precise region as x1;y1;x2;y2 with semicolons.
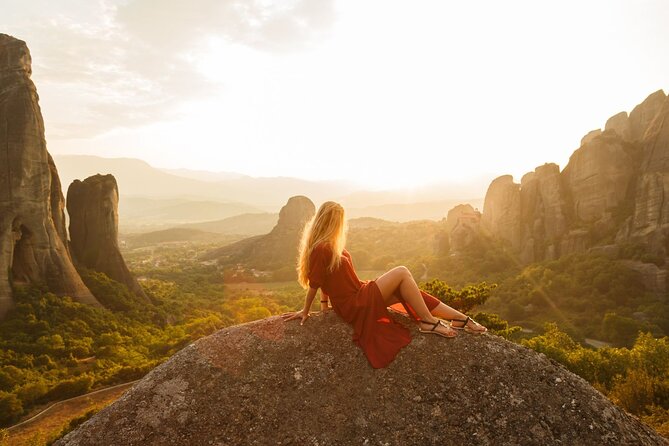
2;0;669;191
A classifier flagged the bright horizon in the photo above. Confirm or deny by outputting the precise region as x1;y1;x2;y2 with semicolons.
3;0;669;190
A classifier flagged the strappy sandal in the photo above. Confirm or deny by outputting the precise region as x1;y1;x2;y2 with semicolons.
418;319;456;338
449;316;487;334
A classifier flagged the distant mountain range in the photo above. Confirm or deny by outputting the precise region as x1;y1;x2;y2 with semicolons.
53;154;486;229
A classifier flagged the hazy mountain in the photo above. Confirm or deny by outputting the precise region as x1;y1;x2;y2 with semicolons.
53;154;359;207
347;198;484;222
158;167;250;182
119;196;262;223
347;217;397;229
177;213;279;236
53;154;486;208
120;228;241;248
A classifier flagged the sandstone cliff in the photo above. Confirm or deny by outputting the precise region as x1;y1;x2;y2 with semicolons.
200;195;315;271
67;174;148;300
482;89;669;268
0;34;100;319
55;312;666;445
445;204;481;253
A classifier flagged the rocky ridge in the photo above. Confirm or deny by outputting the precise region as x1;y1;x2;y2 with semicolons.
479;90;669;270
55;312;666;445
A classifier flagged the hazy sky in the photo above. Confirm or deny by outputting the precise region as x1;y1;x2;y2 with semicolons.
3;0;669;191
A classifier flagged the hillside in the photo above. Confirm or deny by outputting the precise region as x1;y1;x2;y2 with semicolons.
55;313;666;445
177;212;278;236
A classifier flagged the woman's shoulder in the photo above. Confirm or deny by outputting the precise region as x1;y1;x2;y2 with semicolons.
312;241;333;254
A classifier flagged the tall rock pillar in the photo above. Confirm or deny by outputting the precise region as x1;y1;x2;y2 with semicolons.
0;34;99;319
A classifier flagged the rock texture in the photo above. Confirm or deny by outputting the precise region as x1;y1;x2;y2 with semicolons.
518;164;568;262
0;34;99;318
480;175;521;249
55;312;666;446
481;89;669;272
562;131;636;223
67;174;147;299
200;195;315;271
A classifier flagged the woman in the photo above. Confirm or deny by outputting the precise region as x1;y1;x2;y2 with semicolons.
282;201;486;368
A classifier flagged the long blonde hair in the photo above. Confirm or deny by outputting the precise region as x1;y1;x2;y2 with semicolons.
297;201;347;289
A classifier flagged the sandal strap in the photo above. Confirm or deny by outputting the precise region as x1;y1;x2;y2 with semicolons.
451;317;470;328
420;319;441;331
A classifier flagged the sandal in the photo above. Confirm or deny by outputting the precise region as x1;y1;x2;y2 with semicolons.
449;316;487;334
418;319;456;338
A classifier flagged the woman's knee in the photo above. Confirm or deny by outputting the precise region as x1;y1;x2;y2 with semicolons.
394;265;411;277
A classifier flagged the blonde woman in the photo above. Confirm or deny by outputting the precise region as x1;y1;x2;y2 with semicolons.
282;201;486;368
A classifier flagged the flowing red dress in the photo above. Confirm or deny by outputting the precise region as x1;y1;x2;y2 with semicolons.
307;242;441;368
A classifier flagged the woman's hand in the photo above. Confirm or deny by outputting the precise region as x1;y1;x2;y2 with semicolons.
281;309;310;325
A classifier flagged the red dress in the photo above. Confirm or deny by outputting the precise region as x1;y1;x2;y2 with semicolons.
308;242;441;368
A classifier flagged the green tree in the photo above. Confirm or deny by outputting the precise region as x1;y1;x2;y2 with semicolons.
420;279;497;313
0;391;23;425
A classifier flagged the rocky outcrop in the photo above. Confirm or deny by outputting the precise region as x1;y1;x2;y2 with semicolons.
519;164;568;262
445;204;481;253
481;175;521;249
481;89;669;267
0;34;100;318
67;174;147;299
619;94;669;257
55;312;667;446
562;131;636;223
628;90;666;142
200;196;316;271
580;129;602;146
605;111;631;140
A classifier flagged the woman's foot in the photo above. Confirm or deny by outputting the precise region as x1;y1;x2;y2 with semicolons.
450;316;487;333
417;319;457;338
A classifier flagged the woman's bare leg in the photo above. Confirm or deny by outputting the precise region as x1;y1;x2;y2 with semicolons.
375;266;456;336
380;269;487;333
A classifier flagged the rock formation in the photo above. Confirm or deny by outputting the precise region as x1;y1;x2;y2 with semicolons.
55;313;667;445
0;34;100;319
562;131;635;224
518;163;568;262
445;204;481;253
482;89;669;271
200;195;315;271
628;89;666;142
67;174;147;299
480;175;521;249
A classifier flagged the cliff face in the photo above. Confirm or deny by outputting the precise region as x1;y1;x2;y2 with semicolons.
482;89;669;267
0;34;100;318
66;174;148;299
200;195;315;270
480;175;521;249
55;312;666;446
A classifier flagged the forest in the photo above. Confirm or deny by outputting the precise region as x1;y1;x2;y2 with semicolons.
1;228;668;442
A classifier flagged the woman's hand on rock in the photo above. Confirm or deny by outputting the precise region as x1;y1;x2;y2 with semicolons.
281;309;310;325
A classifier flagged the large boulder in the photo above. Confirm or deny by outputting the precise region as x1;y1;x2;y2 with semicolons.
67;174;148;299
0;34;99;318
55;312;666;445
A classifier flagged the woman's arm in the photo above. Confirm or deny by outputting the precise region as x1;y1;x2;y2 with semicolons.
303;286;319;315
320;291;330;312
282;286;319;325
